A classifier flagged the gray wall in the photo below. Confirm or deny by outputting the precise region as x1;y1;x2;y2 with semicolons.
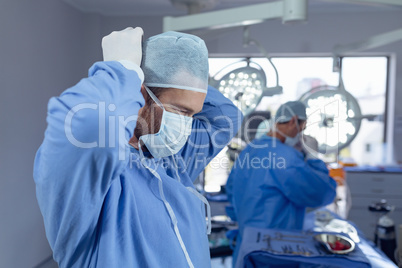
0;2;401;268
0;0;101;267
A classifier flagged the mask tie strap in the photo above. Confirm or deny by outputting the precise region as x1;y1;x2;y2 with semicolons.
186;187;212;235
172;155;210;235
139;143;195;268
144;85;165;110
170;155;182;183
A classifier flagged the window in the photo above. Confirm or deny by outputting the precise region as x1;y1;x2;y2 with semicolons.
204;56;388;192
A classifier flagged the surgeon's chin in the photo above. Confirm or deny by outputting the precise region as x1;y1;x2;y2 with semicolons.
133;126;142;142
131;109;161;153
129;127;149;152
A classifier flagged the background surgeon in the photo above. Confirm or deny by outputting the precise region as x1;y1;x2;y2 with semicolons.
226;101;336;266
34;27;242;267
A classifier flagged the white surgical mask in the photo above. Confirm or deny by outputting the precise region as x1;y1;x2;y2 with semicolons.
276;116;302;148
140;86;193;158
284;132;301;147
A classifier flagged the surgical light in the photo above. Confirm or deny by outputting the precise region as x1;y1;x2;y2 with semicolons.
211;60;270;116
210;27;283;116
300;83;362;155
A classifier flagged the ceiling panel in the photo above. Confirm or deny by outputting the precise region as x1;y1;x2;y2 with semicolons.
61;0;401;16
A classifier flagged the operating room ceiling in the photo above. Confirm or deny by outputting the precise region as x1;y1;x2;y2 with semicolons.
61;0;401;16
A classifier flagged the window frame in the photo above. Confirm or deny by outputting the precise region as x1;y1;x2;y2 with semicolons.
209;53;392;156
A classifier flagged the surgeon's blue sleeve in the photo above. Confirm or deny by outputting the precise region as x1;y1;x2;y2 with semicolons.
33;61;144;267
272;156;337;208
226;146;249;206
226;170;235;204
225;160;237;216
180;86;243;181
225;149;249;222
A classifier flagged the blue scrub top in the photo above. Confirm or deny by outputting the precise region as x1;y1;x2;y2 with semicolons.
226;135;337;266
34;61;242;268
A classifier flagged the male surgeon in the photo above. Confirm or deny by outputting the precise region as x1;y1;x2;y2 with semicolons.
34;27;242;267
226;101;336;266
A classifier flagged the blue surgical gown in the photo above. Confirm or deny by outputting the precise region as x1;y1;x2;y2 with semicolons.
33;61;242;268
226;135;337;266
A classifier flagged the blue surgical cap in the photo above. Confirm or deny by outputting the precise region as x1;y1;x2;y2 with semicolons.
274;101;307;123
141;31;209;94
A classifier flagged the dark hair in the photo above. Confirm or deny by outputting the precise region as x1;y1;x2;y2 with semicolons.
298;119;306;125
277;119;306;125
144;87;165;105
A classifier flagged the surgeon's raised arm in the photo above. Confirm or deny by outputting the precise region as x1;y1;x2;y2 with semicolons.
33;27;144;267
180;86;243;181
272;155;337;208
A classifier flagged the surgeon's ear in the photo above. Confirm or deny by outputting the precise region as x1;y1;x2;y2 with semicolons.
289;116;297;126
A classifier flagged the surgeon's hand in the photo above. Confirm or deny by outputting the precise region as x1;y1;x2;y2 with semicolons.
102;27;144;66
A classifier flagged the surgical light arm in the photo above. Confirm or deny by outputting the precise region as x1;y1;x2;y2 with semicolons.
243;26;282;94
